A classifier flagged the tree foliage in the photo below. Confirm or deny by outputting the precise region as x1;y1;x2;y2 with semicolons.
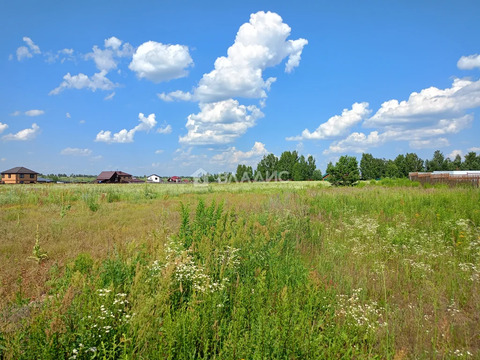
327;155;359;186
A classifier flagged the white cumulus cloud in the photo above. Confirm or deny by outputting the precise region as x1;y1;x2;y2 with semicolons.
323;131;383;154
86;36;134;72
50;70;117;95
25;109;45;117
179;99;264;145
212;141;268;165
157;124;172;134
287;102;370;141
0;123;8;134
447;149;463;160
2;123;40;141
60;147;92;156
161;11;307;103
157;90;193;102
457;54;480;70
16;37;41;61
365;78;480;127
129;41;193;83
95;113;157;143
323;114;471;154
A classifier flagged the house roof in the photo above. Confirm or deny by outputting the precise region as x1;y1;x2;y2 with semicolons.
37;177;53;182
96;170;133;180
1;166;38;175
148;174;160;177
96;171;117;180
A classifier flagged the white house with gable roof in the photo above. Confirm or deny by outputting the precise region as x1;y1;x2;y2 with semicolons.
147;174;162;183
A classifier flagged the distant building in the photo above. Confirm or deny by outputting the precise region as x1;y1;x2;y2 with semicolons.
147;174;162;183
168;176;181;183
96;171;133;183
37;177;53;183
1;167;38;184
409;171;480;187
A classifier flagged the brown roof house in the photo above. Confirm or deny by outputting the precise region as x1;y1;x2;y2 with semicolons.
1;167;38;184
96;171;133;183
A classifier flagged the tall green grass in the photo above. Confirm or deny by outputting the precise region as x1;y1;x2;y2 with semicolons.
0;184;479;359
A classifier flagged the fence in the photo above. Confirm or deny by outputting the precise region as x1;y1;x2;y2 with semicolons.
409;172;480;188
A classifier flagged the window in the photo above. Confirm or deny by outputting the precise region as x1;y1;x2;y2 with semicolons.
8;174;11;178
20;174;24;178
20;181;24;184
30;174;34;178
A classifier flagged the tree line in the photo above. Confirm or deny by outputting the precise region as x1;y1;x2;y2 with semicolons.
230;149;480;185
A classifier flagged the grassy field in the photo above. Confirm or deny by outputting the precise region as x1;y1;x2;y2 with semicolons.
0;182;479;359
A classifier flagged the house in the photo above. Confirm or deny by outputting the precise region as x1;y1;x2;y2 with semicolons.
168;176;181;183
1;167;38;184
96;171;133;183
147;174;162;183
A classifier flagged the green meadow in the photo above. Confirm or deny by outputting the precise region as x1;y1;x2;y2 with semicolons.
0;182;479;359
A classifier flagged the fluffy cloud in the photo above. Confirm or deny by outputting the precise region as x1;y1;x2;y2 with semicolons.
287;102;370;141
323;114;471;154
0;123;8;134
320;76;479;154
95;113;156;143
179;99;264;145
157;124;172;134
447;149;463;160
457;54;480;70
45;48;75;64
161;11;307;103
155;149;164;154
2;123;40;141
365;78;480;127
16;37;41;61
86;36;134;72
469;147;480;152
25;109;45;117
60;147;92;156
50;70;117;95
157;90;193;102
323;131;383;154
211;141;268;165
129;41;193;83
49;37;131;95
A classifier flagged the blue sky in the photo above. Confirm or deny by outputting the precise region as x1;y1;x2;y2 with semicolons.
1;0;479;176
